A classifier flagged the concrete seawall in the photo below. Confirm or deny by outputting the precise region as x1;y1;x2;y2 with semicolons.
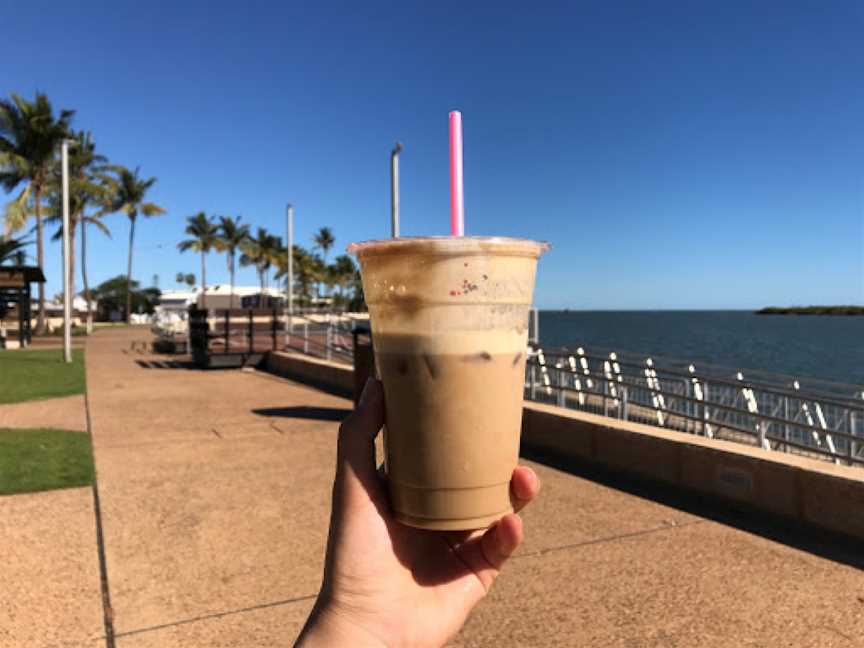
521;402;864;541
265;351;864;542
264;351;354;398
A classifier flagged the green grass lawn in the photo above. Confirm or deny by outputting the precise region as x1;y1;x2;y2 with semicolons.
0;348;86;404
0;428;94;495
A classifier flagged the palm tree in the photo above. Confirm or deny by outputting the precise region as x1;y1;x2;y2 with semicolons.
176;272;196;291
277;245;324;308
215;215;249;308
108;166;165;322
313;226;335;299
348;267;365;311
276;244;301;307
0;92;74;332
177;212;218;310
330;254;357;304
240;227;282;307
45;131;112;330
69;132;112;330
0;235;31;265
313;226;335;263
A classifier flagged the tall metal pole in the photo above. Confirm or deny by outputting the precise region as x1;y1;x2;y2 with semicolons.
61;140;72;363
286;203;293;330
390;142;402;238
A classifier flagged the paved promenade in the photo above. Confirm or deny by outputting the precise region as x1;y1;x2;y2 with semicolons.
5;326;864;646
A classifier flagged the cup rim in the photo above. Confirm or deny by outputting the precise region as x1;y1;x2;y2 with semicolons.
347;236;550;258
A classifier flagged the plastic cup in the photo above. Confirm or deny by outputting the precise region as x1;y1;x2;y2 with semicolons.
349;236;548;530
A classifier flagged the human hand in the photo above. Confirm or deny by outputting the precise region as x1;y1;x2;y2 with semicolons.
295;378;541;647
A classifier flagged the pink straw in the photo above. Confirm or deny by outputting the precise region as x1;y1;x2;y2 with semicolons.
449;111;464;236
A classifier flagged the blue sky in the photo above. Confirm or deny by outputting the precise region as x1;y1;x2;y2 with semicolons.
3;0;863;309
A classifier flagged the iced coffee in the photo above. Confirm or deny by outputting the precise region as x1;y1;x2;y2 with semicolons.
350;236;547;530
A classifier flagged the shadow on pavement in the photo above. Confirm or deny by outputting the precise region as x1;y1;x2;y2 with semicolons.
521;445;864;573
252;406;352;422
134;359;197;370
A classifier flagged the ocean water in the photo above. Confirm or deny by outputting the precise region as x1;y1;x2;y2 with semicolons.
538;311;863;386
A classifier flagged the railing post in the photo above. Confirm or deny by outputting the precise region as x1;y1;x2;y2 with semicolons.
304;321;309;354
285;315;291;351
271;308;277;350
557;366;565;408
248;309;254;354
326;325;332;361
622;386;629;421
602;381;607;417
610;353;623;416
530;361;537;401
851;410;858;462
683;378;691;432
224;310;229;352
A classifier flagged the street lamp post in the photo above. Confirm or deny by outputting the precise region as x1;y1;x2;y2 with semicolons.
286;203;293;332
61;139;72;364
391;142;402;238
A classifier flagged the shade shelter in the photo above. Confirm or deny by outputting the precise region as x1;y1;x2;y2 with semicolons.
0;266;46;347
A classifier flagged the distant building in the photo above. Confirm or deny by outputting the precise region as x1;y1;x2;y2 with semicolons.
29;296;98;330
157;289;199;315
156;285;293;313
156;284;333;314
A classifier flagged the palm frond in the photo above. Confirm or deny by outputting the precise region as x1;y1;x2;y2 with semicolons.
313;226;336;256
103;165;164;220
83;216;112;238
0;235;34;265
178;212;217;256
3;185;33;236
141;202;165;217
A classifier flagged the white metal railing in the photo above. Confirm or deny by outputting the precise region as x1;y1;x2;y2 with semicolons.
526;345;864;468
283;311;364;363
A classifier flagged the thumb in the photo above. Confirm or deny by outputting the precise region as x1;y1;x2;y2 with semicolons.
336;378;385;504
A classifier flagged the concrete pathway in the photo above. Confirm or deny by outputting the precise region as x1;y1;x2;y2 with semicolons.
85;329;345;645
8;327;863;647
0;487;104;647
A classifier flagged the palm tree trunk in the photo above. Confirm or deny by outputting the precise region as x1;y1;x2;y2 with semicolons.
69;221;76;327
126;216;135;323
258;269;264;308
81;219;93;333
34;185;46;334
228;252;235;310
200;250;207;312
